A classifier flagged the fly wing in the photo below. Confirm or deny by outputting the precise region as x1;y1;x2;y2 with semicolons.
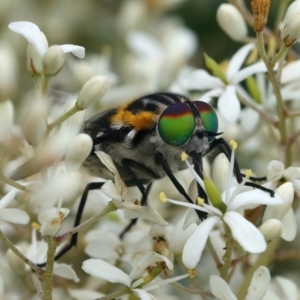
10;109;118;181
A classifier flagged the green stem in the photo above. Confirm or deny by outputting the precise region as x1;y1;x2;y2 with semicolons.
256;32;290;165
171;282;213;297
43;236;58;300
219;223;233;280
45;105;81;138
31;272;44;300
0;172;29;193
55;201;117;245
99;287;131;300
0;229;44;276
237;238;279;299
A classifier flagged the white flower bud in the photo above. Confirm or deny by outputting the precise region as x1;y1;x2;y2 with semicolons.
211;153;230;193
22;106;47;147
282;1;300;47
6;245;28;276
65;133;93;172
263;182;294;222
42;45;66;76
38;206;70;236
76;76;109;109
26;31;48;75
266;160;284;181
259;219;282;242
0;100;13;142
0;42;17;102
217;4;248;41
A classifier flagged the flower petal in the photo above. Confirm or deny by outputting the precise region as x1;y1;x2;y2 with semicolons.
0;188;19;209
68;288;105;300
281;207;297;241
229;189;283;211
217;85;241;123
272;277;298;300
281;60;300;84
119;202;168;226
231;62;267;84
245;266;270;300
224;211;266;253
82;258;131;286
181;69;224;91
60;44;85;58
210;275;237;300
0;208;29;224
226;44;254;81
53;263;80;282
182;216;220;269
8;21;47;56
132;288;154;300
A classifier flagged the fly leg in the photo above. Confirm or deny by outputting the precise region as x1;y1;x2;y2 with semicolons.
37;181;105;267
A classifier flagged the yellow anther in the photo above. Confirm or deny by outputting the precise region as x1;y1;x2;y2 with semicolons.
31;222;41;230
159;192;167;203
188;269;196;278
229;140;238;150
245;169;253;179
196;197;205;206
181;152;188;161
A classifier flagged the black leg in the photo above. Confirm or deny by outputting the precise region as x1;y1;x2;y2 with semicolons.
208;138;274;197
119;182;153;239
155;153;207;220
37;181;104;267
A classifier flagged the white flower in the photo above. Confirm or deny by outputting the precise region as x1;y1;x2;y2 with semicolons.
0;188;29;225
8;21;85;75
210;266;270;300
180;43;267;123
96;151;168;226
82;253;188;299
162;147;283;269
38;206;70;236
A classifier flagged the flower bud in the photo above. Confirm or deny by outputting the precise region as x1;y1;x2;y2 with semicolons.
38;206;70;236
263;182;294;222
76;76;109;109
42;45;66;76
251;0;271;32
26;32;48;75
259;219;282;242
282;1;300;47
216;4;248;41
211;153;230;193
266;160;284;181
22;106;47;147
65;133;93;172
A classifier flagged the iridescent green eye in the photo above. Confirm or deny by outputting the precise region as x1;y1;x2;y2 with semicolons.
194;101;218;141
158;103;195;146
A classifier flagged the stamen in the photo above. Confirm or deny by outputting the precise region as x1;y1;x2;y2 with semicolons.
245;169;253;179
196;197;205;206
181;152;188;161
230;140;238;150
159;192;167;203
31;222;41;230
188;269;196;278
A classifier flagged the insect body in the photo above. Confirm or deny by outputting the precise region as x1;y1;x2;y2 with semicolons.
83;92;219;188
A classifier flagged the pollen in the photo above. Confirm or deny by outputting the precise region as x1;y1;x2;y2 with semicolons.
229;140;238;150
245;169;253;179
196;197;205;206
159;192;167;203
188;269;196;278
31;222;41;230
110;104;156;131
181;152;188;161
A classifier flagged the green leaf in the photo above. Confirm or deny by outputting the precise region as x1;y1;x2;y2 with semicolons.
204;53;228;84
245;76;261;103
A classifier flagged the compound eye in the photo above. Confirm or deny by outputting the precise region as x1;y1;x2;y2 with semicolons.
193;101;218;141
158;103;195;146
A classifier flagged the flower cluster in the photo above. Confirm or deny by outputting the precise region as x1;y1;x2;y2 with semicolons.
0;0;300;299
